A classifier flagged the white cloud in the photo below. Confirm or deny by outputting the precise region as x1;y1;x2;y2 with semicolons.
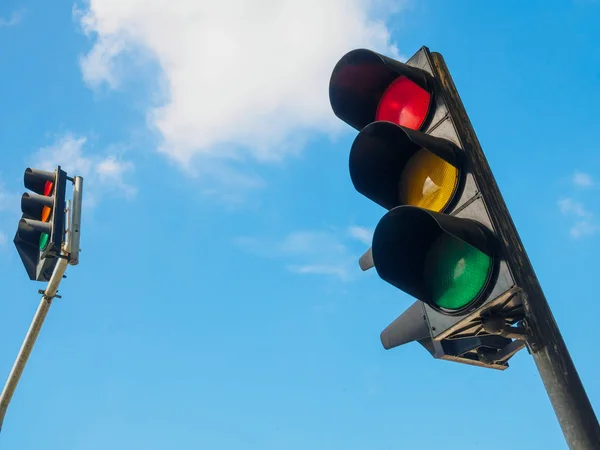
96;155;137;197
558;197;598;239
0;9;25;27
279;231;347;256
96;155;131;179
76;0;403;167
0;177;26;251
573;171;593;187
196;159;266;208
0;183;23;246
0;184;11;211
347;226;373;245
34;134;93;176
235;227;370;281
557;198;591;218
288;264;349;280
31;133;136;206
570;220;599;239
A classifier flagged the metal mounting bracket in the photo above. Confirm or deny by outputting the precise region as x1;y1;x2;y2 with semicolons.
481;316;532;341
37;289;62;300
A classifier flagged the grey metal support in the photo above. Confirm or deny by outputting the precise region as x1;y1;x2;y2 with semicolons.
68;176;83;265
0;255;69;431
525;295;600;450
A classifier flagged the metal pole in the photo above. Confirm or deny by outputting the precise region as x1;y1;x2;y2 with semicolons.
68;176;83;266
429;50;600;449
0;256;69;431
525;295;600;450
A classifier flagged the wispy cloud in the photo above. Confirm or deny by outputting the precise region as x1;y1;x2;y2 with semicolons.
288;264;349;279
570;220;599;239
0;183;12;211
31;133;137;207
235;226;373;281
75;0;403;170
195;159;266;209
573;171;594;188
557;198;591;218
282;229;354;281
0;182;21;246
96;155;137;198
0;9;25;28
557;170;599;238
347;226;373;245
279;231;347;256
557;197;598;239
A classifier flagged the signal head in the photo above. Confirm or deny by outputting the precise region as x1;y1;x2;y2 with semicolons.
372;206;497;315
14;166;67;281
349;122;462;213
329;49;435;132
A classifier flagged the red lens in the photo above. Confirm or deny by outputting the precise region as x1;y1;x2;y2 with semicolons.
43;180;53;196
375;76;431;130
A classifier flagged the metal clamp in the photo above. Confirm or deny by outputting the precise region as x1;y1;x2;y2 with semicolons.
482;315;531;341
37;289;62;300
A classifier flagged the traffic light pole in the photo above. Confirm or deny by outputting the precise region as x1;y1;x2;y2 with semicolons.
0;256;68;432
0;176;83;432
527;300;600;450
430;52;600;450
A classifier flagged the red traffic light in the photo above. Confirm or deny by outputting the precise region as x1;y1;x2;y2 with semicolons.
376;76;431;130
329;49;434;132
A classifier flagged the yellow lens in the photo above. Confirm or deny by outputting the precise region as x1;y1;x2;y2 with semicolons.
41;205;51;222
398;148;459;212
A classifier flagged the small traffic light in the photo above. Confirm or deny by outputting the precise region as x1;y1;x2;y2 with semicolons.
330;48;526;369
14;167;67;281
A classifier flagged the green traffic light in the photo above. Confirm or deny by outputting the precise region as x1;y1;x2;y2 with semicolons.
424;233;492;311
39;233;49;251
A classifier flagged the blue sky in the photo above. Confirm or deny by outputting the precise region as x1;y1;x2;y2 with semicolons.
1;0;599;449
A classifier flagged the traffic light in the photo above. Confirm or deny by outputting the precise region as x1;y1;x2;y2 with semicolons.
329;48;528;369
14;167;67;282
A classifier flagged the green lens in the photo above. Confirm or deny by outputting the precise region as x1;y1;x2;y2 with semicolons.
39;233;49;251
423;233;491;311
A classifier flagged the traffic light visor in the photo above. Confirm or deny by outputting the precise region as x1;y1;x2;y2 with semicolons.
350;122;461;212
24;167;56;194
372;206;496;314
329;49;434;131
